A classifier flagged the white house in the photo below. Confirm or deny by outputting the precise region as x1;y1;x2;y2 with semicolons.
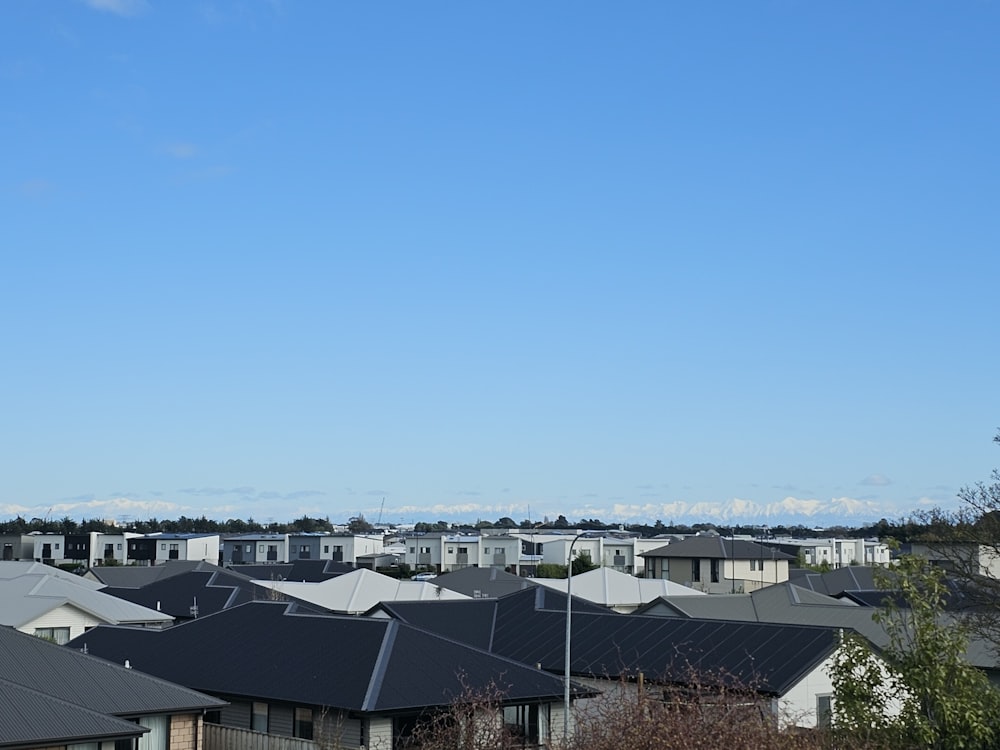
0;561;173;643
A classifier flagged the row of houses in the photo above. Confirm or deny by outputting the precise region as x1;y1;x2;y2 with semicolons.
0;531;386;568
0;528;892;585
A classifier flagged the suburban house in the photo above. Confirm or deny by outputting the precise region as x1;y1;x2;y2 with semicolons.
23;533;66;565
69;600;594;749
761;536;892;569
220;533;385;566
904;540;1000;579
0;623;224;750
63;532;139;567
373;586;866;729
507;530;669;576
0;533;38;562
220;533;289;565
401;532;522;574
251;567;470;614
127;533;221;566
287;532;384;564
641;536;795;593
0;561;173;643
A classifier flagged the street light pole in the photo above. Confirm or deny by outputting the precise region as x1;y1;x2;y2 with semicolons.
564;531;588;744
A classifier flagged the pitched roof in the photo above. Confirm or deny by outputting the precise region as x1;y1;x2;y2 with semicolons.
69;601;592;713
641;537;795;561
230;559;355;582
433;567;538;598
376;587;838;696
0;561;104;588
0;678;147;750
103;570;258;619
787;566;879;595
638;582;885;644
0;624;225;717
252;568;470;614
0;574;174;629
532;567;704;607
87;560;229;587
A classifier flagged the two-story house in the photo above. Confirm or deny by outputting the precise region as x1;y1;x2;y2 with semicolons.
128;533;221;565
287;532;384;564
641;536;794;593
221;533;289;565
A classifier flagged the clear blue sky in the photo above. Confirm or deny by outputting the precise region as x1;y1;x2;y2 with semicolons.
3;0;998;527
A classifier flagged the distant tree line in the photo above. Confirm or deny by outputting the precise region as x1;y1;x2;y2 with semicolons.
0;511;937;541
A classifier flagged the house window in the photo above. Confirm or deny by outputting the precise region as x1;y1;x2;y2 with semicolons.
691;559;701;582
324;545;329;554
294;707;314;739
34;627;71;645
246;545;253;553
117;543;122;550
137;715;169;750
458;547;468;555
259;545;265;553
409;547;415;553
251;702;269;733
55;543;60;550
484;547;490;554
817;695;833;727
448;548;454;554
161;544;167;551
503;703;542;745
750;559;758;571
420;546;431;555
711;558;720;583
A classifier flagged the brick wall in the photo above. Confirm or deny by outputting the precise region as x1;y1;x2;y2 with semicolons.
169;713;203;750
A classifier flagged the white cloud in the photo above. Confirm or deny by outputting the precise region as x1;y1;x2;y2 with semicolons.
84;0;149;17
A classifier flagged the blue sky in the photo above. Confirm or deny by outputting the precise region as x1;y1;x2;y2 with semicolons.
3;0;999;527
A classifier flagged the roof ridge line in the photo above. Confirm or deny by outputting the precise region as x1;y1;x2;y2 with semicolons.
362;619;398;711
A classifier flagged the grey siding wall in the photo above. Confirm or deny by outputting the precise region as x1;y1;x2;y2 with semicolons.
221;701;251;729
269;705;294;737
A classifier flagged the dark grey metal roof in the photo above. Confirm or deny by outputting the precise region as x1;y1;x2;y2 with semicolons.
230;560;354;581
0;624;224;718
89;560;230;588
104;570;258;619
787;566;879;595
641;537;795;561
376;587;838;696
0;678;147;750
68;601;593;714
433;567;538;598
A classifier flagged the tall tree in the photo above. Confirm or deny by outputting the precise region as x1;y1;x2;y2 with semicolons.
830;554;1000;749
